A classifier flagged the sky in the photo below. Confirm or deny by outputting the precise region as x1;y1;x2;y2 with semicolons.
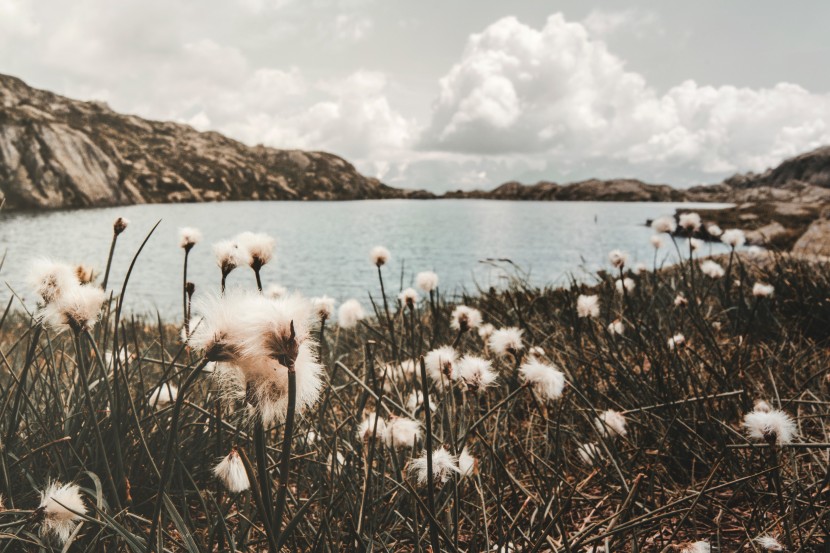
2;0;830;192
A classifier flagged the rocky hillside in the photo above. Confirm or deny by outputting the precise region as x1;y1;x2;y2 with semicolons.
445;178;685;202
0;74;430;211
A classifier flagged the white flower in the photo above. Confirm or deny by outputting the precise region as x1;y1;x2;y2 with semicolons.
608;249;628;269
305;430;318;445
576;294;600;318
721;228;746;248
668;333;686;350
178;227;202;251
595;409;627;438
577;443;602;466
406;390;436;413
450;305;482;332
706;224;723;237
338;299;365;329
478;323;495;340
28;259;79;305
754;399;773;413
528;345;545;359
747;245;764;257
690;238;704;251
674;294;688;307
41;284;106;333
266;284;288;299
607;319;624;336
409;447;460;485
754;535;783;551
425;346;458;388
753;282;775;297
383;417;421;449
700;260;725;279
682;541;710;553
743;408;796;445
370;245;390;267
489;327;524;356
678;212;701;231
235;231;276;270
615;278;635;294
519;360;565;401
415;271;439;292
357;413;387;441
457;356;498;393
213;449;250;493
38;481;87;544
213;240;242;277
634;262;648;274
113;217;129;235
311;296;335;321
150;383;178;408
650;235;664;249
458;448;476;478
328;451;346;471
398;287;419;308
651;216;677;234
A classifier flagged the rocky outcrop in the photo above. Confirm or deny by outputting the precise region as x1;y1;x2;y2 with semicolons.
0;74;431;211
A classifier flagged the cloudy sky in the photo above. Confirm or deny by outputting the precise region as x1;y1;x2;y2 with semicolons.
2;1;830;192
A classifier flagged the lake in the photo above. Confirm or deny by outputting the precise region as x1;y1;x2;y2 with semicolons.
0;200;732;318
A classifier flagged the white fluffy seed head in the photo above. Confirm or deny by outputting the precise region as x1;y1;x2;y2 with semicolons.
406;390;436;413
595;409;627;438
457;356;498;393
311;296;335;321
458;448;476;478
383;417;422;448
753;282;775;298
674;294;688;307
357;413;387;441
682;541;711;553
577;294;600;318
577;442;602;466
213;449;250;493
519;360;566;401
700;260;725;279
450;305;482;332
235;232;275;269
608;249;628;269
213;240;242;275
707;224;723;237
266;284;288;300
754;399;773;413
149;383;178;408
615;278;635;294
370;245;390;267
28;259;79;305
409;447;460;485
398;287;419;308
489;327;524;356
178;227;202;250
415;271;439;292
650;234;664;249
338;299;365;329
478;323;495;340
743;408;796;445
721;228;746;248
678;212;702;231
754;535;783;551
690;238;703;251
41;284;106;333
424;346;458;389
668;333;686;350
651;215;677;234
607;319;624;336
38;481;87;544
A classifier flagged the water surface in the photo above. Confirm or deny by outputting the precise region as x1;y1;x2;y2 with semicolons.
0;200;732;318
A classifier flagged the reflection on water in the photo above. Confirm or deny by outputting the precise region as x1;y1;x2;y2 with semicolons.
0;200;732;318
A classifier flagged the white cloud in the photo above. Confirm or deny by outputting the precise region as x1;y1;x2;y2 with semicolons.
419;14;830;185
582;8;659;38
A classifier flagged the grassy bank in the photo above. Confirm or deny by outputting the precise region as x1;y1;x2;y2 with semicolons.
1;221;829;552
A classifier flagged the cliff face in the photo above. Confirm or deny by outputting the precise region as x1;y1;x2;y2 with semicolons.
0;74;429;211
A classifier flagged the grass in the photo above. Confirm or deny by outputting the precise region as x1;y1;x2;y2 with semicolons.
1;222;830;552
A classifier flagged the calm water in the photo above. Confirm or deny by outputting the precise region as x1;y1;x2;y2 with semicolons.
0;200;732;318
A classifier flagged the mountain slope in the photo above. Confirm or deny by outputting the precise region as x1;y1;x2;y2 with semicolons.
0;74;430;211
445;178;685;201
